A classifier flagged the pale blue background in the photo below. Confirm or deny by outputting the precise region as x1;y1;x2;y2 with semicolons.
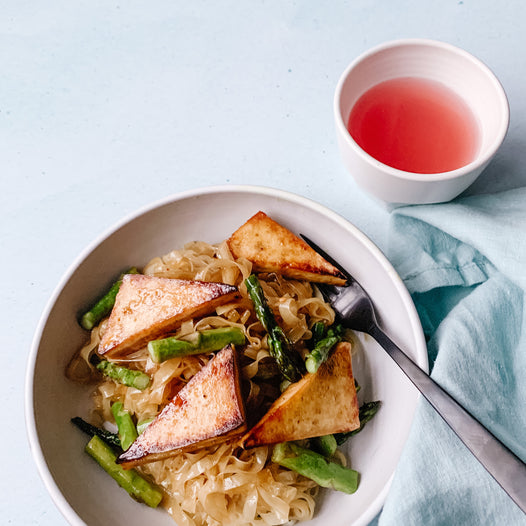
3;1;525;524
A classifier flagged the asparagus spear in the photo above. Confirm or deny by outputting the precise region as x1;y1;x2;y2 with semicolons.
148;326;245;363
334;401;382;445
79;267;140;330
272;442;359;494
311;434;338;457
85;435;163;508
71;416;122;450
136;418;155;435
304;324;344;373
111;402;138;451
309;321;327;348
96;359;151;390
245;274;305;383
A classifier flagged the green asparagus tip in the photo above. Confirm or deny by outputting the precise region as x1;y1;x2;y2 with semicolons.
111;402;138;451
334;400;382;445
79;267;140;330
245;274;304;383
71;416;122;450
304;324;344;373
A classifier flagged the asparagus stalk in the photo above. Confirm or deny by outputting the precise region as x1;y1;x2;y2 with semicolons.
304;324;344;373
148;326;245;363
334;401;382;445
111;402;138;451
245;274;305;383
79;267;140;330
311;434;338;457
272;442;359;494
96;359;151;390
85;435;163;508
71;417;122;450
309;321;327;348
136;418;155;435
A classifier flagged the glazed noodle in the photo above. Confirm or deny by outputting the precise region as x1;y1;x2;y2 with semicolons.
72;240;337;526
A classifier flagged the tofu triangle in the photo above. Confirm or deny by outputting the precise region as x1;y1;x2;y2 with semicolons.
227;211;346;285
240;342;359;447
99;274;239;357
118;345;246;469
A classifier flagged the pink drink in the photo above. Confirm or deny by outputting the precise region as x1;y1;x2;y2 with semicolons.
347;77;480;174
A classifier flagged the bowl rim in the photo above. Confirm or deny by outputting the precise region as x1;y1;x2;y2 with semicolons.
333;37;510;182
25;184;428;526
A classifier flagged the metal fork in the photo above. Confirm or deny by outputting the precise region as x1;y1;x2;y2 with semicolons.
301;234;526;514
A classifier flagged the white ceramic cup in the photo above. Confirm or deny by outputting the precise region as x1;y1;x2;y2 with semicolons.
334;39;509;205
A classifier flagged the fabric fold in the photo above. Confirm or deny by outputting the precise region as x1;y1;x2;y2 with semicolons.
374;188;526;526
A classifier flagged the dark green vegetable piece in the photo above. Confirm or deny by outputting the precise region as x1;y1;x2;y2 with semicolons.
148;326;245;363
312;434;338;457
111;402;138;451
245;274;305;383
85;435;163;508
305;324;345;373
279;379;292;393
80;267;140;330
253;357;281;380
71;416;122;450
272;442;359;494
96;359;151;390
309;321;327;348
334;401;382;445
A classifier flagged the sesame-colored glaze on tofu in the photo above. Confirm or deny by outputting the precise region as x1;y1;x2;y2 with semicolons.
240;342;359;448
98;275;240;357
227;211;347;286
118;345;246;469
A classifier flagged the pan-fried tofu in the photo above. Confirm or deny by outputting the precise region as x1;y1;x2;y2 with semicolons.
240;342;359;447
227;211;346;285
118;345;246;469
99;274;239;358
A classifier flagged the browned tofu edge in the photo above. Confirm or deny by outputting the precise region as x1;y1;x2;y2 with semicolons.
99;276;240;357
117;345;247;469
227;211;347;286
240;342;359;447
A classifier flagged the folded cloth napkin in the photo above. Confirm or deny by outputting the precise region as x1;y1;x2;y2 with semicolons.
373;188;526;526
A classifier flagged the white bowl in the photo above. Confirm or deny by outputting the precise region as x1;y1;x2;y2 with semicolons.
334;39;509;205
26;185;428;526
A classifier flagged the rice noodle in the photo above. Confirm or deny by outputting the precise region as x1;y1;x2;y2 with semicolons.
71;240;336;525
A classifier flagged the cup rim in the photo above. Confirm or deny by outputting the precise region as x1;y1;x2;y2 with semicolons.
334;38;510;182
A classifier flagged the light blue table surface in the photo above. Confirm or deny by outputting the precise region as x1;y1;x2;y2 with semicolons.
3;1;526;524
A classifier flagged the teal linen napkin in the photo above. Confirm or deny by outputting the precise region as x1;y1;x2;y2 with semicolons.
375;188;526;525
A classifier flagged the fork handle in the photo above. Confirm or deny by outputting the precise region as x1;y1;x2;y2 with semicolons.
370;324;526;515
